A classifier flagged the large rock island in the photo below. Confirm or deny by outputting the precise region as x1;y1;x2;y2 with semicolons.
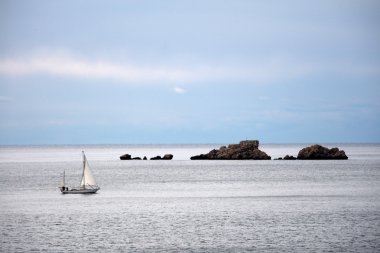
191;140;271;160
297;144;348;160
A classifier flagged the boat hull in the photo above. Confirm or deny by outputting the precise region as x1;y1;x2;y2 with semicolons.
60;188;99;194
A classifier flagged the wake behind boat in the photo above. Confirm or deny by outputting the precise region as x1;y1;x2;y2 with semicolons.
59;151;100;194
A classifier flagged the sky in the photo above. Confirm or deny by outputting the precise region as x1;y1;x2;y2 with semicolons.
0;0;379;144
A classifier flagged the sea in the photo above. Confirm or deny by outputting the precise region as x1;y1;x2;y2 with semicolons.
0;143;379;252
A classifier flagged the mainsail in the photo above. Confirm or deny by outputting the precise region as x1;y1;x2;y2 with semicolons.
80;151;97;188
60;170;65;188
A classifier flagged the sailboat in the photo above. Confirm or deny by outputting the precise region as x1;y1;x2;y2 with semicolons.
59;151;100;194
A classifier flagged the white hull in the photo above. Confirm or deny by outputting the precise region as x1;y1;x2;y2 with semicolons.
60;187;99;194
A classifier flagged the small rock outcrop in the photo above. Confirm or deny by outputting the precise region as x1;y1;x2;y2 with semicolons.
120;154;132;160
297;144;348;160
162;154;174;160
283;155;297;160
121;154;173;160
190;140;271;160
275;155;296;160
150;154;174;160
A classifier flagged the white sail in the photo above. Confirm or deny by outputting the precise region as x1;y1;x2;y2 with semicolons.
60;170;65;187
80;152;97;188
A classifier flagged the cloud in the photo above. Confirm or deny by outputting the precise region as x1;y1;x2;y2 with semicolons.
0;51;378;84
174;87;186;94
0;52;195;83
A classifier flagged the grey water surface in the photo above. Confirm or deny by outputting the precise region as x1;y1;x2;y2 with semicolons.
1;144;379;252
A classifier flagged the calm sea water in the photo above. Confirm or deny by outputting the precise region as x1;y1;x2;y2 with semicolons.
1;144;379;252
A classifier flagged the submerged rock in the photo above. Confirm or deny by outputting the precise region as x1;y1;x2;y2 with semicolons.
190;140;271;160
297;144;348;160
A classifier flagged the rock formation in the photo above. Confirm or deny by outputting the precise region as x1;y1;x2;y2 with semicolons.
190;140;271;160
150;154;173;160
297;144;348;160
120;154;173;160
120;154;132;160
283;155;297;160
162;154;174;160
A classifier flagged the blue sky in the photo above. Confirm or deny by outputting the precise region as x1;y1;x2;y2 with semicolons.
0;0;379;144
